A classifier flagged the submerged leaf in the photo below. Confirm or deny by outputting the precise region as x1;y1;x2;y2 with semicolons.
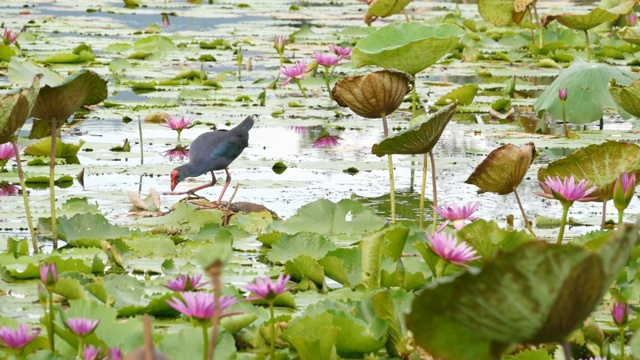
407;223;639;360
29;69;108;139
332;69;412;119
465;143;536;195
538;141;640;201
351;23;464;75
372;103;457;156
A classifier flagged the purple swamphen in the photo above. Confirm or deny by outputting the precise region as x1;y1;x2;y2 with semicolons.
169;115;255;204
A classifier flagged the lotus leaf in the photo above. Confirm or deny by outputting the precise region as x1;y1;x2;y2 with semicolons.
267;232;336;264
281;312;340;360
621;26;640;45
8;58;64;86
159;328;236;360
0;74;42;143
609;78;640;118
537;141;640;201
0;44;16;62
477;0;524;26
457;219;535;260
364;0;412;26
57;212;131;247
332;69;412;119
533;58;637;124
285;254;326;288
465;142;536;195
407;223;638;360
351;23;464;76
434;84;479;106
24;137;85;157
29;69;108;139
542;7;618;31
371;103;457;156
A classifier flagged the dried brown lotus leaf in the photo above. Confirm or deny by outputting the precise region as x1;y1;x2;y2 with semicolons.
332;69;412;119
0;74;42;143
513;0;534;13
465;142;536;195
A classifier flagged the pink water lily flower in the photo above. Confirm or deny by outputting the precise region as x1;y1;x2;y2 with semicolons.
612;302;629;326
166;274;208;292
313;51;340;67
64;318;99;337
2;28;18;46
0;142;16;160
39;263;58;289
558;88;568;101
536;175;598;206
433;201;480;231
83;344;101;360
427;231;480;267
164;115;194;131
106;347;123;360
0;324;41;349
313;135;340;148
329;44;351;59
166;292;237;320
279;61;307;86
245;273;295;302
627;13;638;27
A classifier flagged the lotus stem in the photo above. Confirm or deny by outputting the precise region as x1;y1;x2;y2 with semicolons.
322;66;333;100
76;336;83;359
533;4;543;48
429;152;438;234
602;201;607;230
402;9;410;23
269;302;276;360
584;30;591;62
557;203;570;245
419;153;427;228
619;326;626;360
11;140;37;254
382;115;396;223
411;84;417;118
527;6;535;47
138;116;144;166
514;189;536;236
202;325;209;360
562;341;572;360
618;210;624;229
49;119;58;250
294;79;308;98
561;100;568;138
48;291;55;352
208;263;222;360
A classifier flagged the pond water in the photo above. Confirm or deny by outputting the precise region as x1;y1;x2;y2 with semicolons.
1;0;640;253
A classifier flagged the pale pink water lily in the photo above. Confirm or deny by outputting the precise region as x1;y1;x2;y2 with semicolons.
245;273;295;302
166;292;237;320
0;142;16;160
558;87;568;101
427;231;480;267
274;35;286;54
0;324;41;349
279;61;307;86
164;115;194;131
627;13;638;27
2;28;18;46
313;135;340;148
613;172;636;212
0;183;18;196
612;302;629;326
164;146;189;161
64;318;99;337
39;263;58;289
83;344;101;360
166;274;207;292
536;176;598;205
432;201;480;231
289;126;307;134
313;51;340;67
329;44;351;59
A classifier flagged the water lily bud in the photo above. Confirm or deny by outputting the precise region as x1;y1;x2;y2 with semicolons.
39;263;58;291
558;88;568;102
613;172;636;212
611;302;629;326
627;13;638;27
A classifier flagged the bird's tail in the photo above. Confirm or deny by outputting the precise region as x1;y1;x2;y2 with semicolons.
233;115;256;133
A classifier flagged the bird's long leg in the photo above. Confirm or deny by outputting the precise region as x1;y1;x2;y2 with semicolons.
216;168;232;205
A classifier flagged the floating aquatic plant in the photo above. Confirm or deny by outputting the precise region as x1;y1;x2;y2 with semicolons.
280;61;308;98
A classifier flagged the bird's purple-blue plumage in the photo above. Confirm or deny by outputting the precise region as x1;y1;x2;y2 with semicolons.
173;115;255;183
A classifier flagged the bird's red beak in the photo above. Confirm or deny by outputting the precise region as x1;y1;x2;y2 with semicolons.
170;170;179;192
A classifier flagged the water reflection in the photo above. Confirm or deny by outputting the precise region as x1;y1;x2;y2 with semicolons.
0;182;19;196
164;145;190;162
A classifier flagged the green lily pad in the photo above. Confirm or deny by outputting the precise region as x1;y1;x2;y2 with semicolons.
537;141;640;201
620;26;640;45
609;78;640;117
24;137;85;157
371;103;457;156
285;254;326;288
319;247;362;287
434;84;479;106
457;219;535;260
351;23;465;75
543;7;618;31
281;312;340;360
533;58;637;124
0;74;41;143
465;142;536;195
57;212;131;247
281;199;384;236
267;232;336;264
407;223;638;360
364;0;412;26
477;0;524;26
40;44;95;64
29;69;108;139
159;328;236;360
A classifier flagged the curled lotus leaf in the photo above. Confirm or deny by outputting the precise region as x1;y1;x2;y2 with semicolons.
538;141;640;201
621;26;640;45
407;223;639;360
29;69;108;139
609;78;640;118
332;69;412;119
540;2;633;31
0;74;42;143
371;103;457;156
514;0;535;13
364;0;412;26
465;142;536;195
477;0;525;26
